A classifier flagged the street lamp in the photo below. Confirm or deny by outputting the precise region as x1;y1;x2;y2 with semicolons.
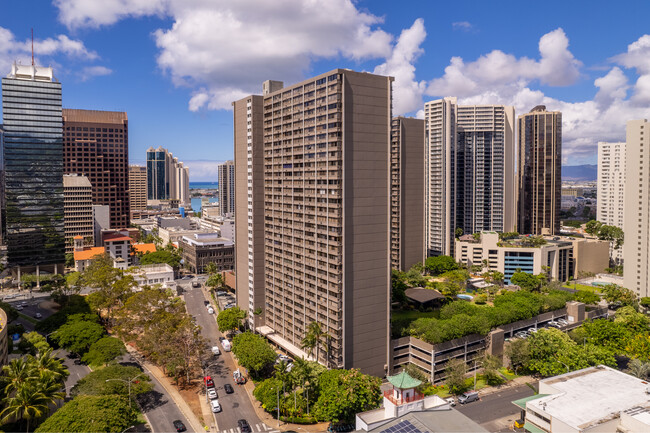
120;426;135;433
106;372;148;409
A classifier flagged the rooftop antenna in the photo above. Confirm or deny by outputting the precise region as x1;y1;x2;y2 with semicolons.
31;28;34;66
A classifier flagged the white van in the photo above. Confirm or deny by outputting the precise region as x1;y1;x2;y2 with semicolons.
222;339;232;352
211;345;221;355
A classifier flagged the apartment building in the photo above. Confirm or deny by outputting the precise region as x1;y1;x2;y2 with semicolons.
518;106;562;235
178;233;234;274
129;165;147;215
218;160;235;217
63;174;94;253
624;120;650;297
63;109;130;230
597;142;626;264
424;97;515;257
390;117;425;271
234;70;392;377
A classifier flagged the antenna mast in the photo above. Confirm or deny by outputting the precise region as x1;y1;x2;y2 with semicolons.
31;28;34;66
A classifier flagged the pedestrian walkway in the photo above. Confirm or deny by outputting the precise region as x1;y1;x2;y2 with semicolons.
478;375;536;397
215;423;279;433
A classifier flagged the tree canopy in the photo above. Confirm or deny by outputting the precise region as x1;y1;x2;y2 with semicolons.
217;306;246;333
510;271;545;291
312;369;381;423
53;320;105;355
81;337;126;366
35;395;137;433
585;220;625;248
139;250;182;268
70;364;153;398
424;256;459;276
232;332;277;378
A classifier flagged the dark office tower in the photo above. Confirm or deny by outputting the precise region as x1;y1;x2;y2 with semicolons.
517;105;562;235
390;117;425;271
147;146;168;200
63;109;129;230
1;63;65;273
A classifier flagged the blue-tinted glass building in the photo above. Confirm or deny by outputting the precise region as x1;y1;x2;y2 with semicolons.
1;63;65;271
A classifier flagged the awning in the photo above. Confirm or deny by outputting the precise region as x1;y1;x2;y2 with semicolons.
512;394;549;410
524;421;547;433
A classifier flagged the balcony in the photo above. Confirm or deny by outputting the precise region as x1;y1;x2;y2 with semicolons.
383;390;424;406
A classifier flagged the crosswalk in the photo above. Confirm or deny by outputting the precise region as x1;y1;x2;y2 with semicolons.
215;423;280;433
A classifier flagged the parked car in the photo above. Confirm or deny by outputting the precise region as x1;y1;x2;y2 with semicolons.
204;376;215;388
224;303;236;310
15;305;23;311
208;388;218;400
608;302;623;310
192;281;200;288
211;345;221;355
276;354;292;364
207;307;215;314
458;390;479;404
238;419;252;433
557;318;569;326
204;300;210;306
445;397;456;407
34;312;42;319
210;399;221;413
224;383;234;394
547;320;560;327
515;331;528;339
233;369;246;384
216;291;227;296
173;420;187;432
527;328;538;334
20;301;28;306
222;339;232;352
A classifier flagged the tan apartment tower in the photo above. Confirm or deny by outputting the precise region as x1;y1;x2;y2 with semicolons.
390;117;425;271
63;174;94;253
597;142;626;265
624;120;649;297
129;165;147;215
234;70;393;377
517;106;562;235
218;160;235;216
424;97;516;257
63;109;130;229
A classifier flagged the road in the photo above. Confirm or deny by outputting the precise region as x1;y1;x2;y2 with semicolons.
456;384;535;431
183;283;266;433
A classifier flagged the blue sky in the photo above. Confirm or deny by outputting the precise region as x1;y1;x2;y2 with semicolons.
3;0;650;180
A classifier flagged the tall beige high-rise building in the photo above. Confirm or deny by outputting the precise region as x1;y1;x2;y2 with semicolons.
234;70;392;377
146;146;190;205
424;97;515;257
517;106;562;235
624;120;649;297
129;165;147;215
63;174;94;253
597;142;626;264
390;117;425;271
218;160;235;217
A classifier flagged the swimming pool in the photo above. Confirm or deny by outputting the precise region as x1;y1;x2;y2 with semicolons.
457;294;474;301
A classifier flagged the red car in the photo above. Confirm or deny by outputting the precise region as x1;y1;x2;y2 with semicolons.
204;376;215;388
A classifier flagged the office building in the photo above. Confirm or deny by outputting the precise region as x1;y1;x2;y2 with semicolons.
146;146;190;204
512;365;650;433
597;142;626;265
178;233;234;274
218;160;235;216
624;120;650;297
63;174;94;253
92;205;110;247
129;165;147;215
63;109;129;230
517;106;562;235
390;117;425;271
423;97;515;256
235;70;392;377
1;63;65;273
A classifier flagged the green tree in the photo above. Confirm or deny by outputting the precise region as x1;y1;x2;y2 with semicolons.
81;337;126;366
424;256;459;276
0;301;19;323
231;332;277;378
444;358;467;394
481;354;504;386
82;254;136;324
216;306;246;334
391;270;408;304
574;290;600;305
455;228;463;239
53;320;105;355
71;365;153;398
438;269;469;298
207;273;223;290
641;297;650;308
602;284;638;307
35;395;137;433
627;334;650;361
1;383;63;433
585;220;603;236
626;358;650;380
204;262;218;275
1;358;37;396
404;267;426;287
253;377;283;414
64;253;74;268
301;322;331;366
20;333;50;356
29;349;69;385
313;369;381;423
139;250;182;268
505;339;530;374
510;271;543;291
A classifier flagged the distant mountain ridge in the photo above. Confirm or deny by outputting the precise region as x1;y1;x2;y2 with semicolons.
562;164;597;181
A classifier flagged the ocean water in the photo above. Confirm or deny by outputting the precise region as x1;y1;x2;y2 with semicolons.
190;181;218;190
190;197;218;212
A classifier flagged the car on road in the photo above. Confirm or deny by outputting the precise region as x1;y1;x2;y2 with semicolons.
445;397;456;407
34;313;42;319
557;318;569;326
192;281;200;288
210;399;221;413
204;376;215;388
207;307;215;314
15;305;23;311
458;390;479;404
173;420;187;432
222;339;232;352
204;300;210;306
208;388;218;400
211;345;221;355
233;369;246;384
224;383;234;394
238;419;252;433
216;291;227;296
182;276;192;280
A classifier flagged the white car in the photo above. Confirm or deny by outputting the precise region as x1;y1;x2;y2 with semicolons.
208;388;218;400
445;397;456;407
221;339;232;352
210;399;221;413
207;307;215;315
557;318;569;326
15;305;23;311
211;345;221;355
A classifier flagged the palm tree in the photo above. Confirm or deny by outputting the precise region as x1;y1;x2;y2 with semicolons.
274;360;291;386
29;349;69;384
1;359;36;396
0;383;62;433
302;322;331;366
204;262;218;275
627;358;650;379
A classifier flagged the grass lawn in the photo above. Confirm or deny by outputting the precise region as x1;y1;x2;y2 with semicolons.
562;283;602;294
17;313;38;325
499;367;519;381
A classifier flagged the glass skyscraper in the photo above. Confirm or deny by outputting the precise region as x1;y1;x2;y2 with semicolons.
1;63;65;270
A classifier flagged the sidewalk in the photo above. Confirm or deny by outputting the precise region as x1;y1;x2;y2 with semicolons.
125;345;205;433
478;375;537;397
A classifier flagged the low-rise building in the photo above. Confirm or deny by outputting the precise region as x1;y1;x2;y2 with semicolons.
178;233;234;274
129;263;175;289
155;216;196;230
455;232;609;284
159;226;212;247
513;365;650;433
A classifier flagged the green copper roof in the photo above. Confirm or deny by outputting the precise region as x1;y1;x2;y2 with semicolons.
387;371;422;389
512;394;549;409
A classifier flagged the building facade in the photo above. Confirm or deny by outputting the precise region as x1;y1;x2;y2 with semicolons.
218;160;235;217
129;165;147;215
597;141;626;264
178;233;234;274
63;174;94;253
1;63;65;272
390;117;425;271
63;109;129;230
236;70;392;377
424;97;516;257
624;120;650;297
517;106;562;235
146;146;190;204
